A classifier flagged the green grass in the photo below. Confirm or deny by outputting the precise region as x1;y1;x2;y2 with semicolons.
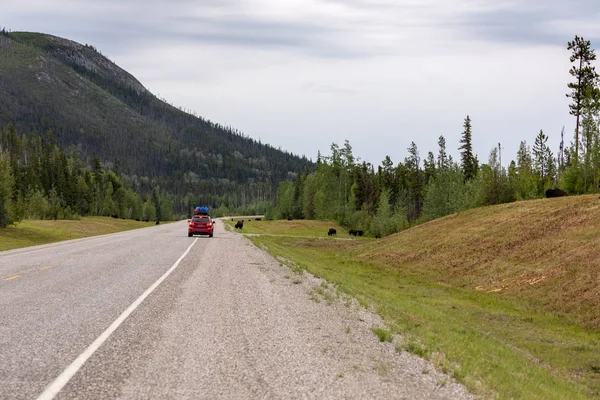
9;32;55;49
223;218;358;238
372;327;394;343
0;217;157;251
247;208;600;399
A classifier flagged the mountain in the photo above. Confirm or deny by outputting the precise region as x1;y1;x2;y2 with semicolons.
0;31;313;213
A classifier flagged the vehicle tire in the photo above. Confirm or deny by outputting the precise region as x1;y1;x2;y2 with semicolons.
188;232;193;237
209;233;213;238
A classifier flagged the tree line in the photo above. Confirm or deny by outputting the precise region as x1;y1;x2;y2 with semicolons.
269;35;600;237
0;122;174;227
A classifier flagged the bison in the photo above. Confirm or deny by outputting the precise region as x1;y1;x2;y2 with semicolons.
545;188;568;198
348;229;357;236
235;220;244;229
328;228;337;236
255;218;262;221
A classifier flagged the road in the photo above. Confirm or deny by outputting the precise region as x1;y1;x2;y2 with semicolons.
0;220;473;399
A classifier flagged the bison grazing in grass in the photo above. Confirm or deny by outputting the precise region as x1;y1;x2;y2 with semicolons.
546;188;568;198
328;228;337;236
235;220;244;229
348;229;357;236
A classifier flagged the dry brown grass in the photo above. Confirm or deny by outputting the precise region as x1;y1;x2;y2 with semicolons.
357;195;600;327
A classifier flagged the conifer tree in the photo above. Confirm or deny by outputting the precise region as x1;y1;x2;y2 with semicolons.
405;142;422;221
567;35;599;159
0;151;15;227
459;115;477;181
437;135;448;171
423;152;436;184
533;130;553;194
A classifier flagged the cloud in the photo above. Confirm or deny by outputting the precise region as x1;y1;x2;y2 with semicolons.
7;0;598;62
454;0;600;46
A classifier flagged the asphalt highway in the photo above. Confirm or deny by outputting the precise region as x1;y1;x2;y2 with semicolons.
0;221;203;399
0;220;472;399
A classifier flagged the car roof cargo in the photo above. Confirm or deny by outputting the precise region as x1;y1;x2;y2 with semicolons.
194;206;209;215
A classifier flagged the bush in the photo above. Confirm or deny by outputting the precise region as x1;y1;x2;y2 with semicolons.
348;209;372;233
369;189;408;238
25;190;51;219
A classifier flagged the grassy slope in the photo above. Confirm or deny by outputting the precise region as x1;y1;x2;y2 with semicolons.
360;194;600;326
245;196;600;399
0;217;156;251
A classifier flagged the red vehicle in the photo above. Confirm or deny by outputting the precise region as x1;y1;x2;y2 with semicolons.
188;215;214;237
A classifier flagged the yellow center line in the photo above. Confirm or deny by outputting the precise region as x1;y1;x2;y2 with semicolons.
4;275;21;281
40;266;52;270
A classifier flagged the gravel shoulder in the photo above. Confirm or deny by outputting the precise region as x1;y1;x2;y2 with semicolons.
56;219;475;399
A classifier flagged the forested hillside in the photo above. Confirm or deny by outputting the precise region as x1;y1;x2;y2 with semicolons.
0;30;313;219
271;35;600;237
0;122;166;226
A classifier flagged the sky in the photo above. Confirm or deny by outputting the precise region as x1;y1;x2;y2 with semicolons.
3;0;600;167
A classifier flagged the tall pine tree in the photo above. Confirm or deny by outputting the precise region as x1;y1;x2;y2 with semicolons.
532;130;553;195
567;35;599;159
459;115;477;181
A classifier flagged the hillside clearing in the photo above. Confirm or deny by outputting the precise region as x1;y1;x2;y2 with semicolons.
223;218;362;238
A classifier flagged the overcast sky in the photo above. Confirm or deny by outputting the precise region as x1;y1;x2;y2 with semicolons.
3;0;600;166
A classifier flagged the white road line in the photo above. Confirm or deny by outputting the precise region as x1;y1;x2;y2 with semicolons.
36;238;198;400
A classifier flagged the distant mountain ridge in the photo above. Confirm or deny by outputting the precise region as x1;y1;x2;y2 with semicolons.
0;31;312;212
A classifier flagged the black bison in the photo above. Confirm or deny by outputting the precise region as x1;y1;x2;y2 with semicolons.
546;188;568;198
357;230;364;236
349;229;357;236
231;218;234;221
155;220;160;225
328;228;337;236
255;218;262;221
287;217;293;221
235;220;244;229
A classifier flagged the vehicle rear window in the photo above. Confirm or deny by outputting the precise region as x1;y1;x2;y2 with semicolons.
192;216;210;222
